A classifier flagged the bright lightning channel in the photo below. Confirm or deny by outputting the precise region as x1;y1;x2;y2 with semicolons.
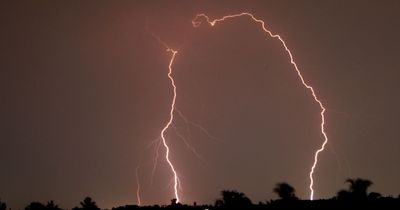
147;28;182;202
192;12;329;200
160;48;181;202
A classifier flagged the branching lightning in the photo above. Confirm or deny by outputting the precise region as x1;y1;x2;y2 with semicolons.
159;48;181;202
150;138;163;184
146;27;182;201
175;108;222;143
142;12;329;203
192;12;329;200
171;124;204;160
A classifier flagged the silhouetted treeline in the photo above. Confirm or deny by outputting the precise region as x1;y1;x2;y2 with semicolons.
2;178;399;210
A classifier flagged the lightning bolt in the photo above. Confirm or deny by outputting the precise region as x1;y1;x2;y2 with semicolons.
192;12;329;200
146;25;182;201
135;166;142;206
160;48;181;202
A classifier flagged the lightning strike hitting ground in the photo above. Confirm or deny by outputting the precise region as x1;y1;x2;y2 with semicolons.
192;12;329;200
160;48;181;202
147;29;182;202
135;166;142;206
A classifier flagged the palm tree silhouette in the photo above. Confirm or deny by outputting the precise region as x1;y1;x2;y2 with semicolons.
337;178;373;200
215;190;252;208
273;182;298;200
46;201;61;210
25;202;45;210
72;197;100;210
0;199;6;210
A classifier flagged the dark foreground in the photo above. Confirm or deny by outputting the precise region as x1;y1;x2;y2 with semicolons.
115;198;400;210
14;197;400;210
3;178;399;210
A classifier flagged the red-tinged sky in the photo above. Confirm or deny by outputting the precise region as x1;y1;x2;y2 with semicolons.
1;0;400;209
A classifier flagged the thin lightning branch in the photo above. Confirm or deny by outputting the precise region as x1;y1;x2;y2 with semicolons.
175;110;196;146
175;108;222;143
327;142;353;179
135;166;142;206
144;137;162;185
171;124;204;159
192;13;329;200
147;137;162;149
150;138;163;185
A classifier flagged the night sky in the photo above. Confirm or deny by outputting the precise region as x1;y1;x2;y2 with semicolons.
1;0;400;209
